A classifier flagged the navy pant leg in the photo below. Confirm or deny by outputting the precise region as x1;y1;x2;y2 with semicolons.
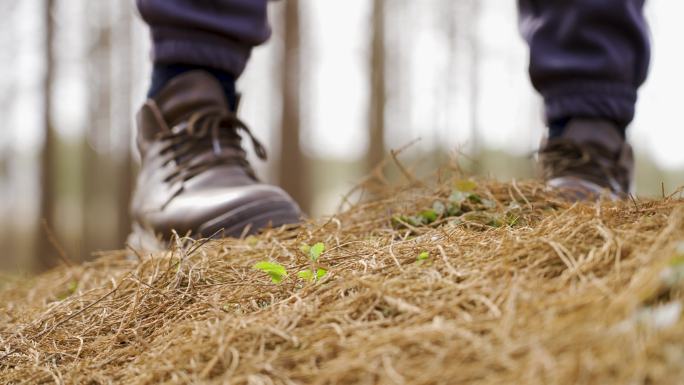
519;0;651;127
136;0;271;77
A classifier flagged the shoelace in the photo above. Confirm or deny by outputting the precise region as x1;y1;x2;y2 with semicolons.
539;140;625;193
147;101;267;184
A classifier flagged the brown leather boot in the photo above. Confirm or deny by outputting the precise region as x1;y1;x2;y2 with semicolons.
129;71;301;249
539;118;634;201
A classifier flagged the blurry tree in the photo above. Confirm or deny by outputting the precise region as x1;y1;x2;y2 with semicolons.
82;0;113;259
468;0;482;169
367;0;387;170
112;1;135;247
0;2;18;270
279;0;311;214
38;0;58;270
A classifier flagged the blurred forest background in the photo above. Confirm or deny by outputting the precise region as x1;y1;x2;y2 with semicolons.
2;0;684;273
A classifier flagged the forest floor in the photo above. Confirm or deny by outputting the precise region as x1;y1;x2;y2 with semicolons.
2;167;684;384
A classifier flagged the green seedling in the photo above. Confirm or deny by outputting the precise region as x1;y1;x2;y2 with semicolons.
419;209;438;224
447;203;462;217
297;268;328;282
392;214;434;229
298;242;327;283
416;251;430;266
253;261;288;284
56;280;78;300
467;193;483;204
449;190;484;208
392;179;505;232
309;242;325;262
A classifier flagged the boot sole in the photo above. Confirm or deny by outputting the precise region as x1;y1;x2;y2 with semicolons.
127;204;301;253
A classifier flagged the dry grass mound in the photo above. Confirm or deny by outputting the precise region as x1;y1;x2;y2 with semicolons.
2;172;684;384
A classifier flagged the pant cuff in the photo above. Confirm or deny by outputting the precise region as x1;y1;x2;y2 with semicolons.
541;81;637;127
150;27;252;77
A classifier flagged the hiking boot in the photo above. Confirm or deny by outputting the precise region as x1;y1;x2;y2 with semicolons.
539;118;634;201
129;71;301;249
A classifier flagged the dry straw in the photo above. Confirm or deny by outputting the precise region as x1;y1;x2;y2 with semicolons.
2;167;684;384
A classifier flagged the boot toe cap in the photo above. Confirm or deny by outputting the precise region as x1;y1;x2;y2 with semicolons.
143;184;302;240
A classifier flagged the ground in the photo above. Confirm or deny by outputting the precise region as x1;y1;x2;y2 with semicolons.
1;170;684;384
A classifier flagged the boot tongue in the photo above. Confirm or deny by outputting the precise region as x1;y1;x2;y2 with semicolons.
561;118;624;155
138;71;230;142
154;70;229;128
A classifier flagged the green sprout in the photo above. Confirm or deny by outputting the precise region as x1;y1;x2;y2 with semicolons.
298;242;327;283
391;177;514;233
297;268;328;282
419;210;438;224
253;261;288;284
56;280;79;300
309;242;325;261
416;251;430;266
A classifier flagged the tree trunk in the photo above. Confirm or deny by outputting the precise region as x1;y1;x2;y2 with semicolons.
468;0;481;172
37;0;57;271
279;0;310;214
115;1;135;247
367;0;386;170
82;1;114;259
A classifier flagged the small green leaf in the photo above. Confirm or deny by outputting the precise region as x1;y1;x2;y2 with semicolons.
67;280;78;293
416;251;431;266
447;203;462;217
297;270;312;281
297;268;328;282
299;243;311;254
253;261;288;284
467;194;483;204
454;179;478;192
419;209;438;223
56;280;79;300
309;242;325;262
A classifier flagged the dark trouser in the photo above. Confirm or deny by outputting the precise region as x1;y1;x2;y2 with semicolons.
136;0;271;77
137;0;651;127
519;0;650;126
